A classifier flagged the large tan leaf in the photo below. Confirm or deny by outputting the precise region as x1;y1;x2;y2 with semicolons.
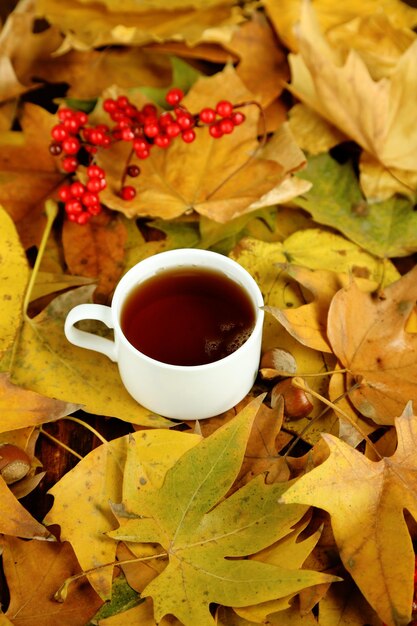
45;429;201;599
0;207;29;357
327;265;417;424
95;66;307;223
287;2;417;176
1;536;103;626
281;406;417;626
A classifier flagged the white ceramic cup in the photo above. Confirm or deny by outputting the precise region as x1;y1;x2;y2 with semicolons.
64;249;264;420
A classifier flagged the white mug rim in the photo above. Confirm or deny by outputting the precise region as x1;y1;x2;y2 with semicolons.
111;249;264;372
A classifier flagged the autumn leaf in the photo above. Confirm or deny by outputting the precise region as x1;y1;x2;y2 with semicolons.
0;206;28;357
293;154;417;258
327;265;417;424
62;210;128;303
35;0;247;50
281;405;417;626
287;2;417;192
0;104;63;248
5;285;171;426
0;373;79;433
109;398;336;626
95;66;307;223
45;429;201;599
1;536;103;626
262;0;417;53
0;475;50;539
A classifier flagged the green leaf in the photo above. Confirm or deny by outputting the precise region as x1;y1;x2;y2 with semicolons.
86;574;142;624
110;397;337;626
293;154;417;258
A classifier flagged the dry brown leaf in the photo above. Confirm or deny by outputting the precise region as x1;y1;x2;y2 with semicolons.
327;265;417;424
0;103;62;248
1;536;103;626
96;66;306;223
0;475;50;538
62;210;128;304
287;2;417;183
227;12;289;108
35;0;246;51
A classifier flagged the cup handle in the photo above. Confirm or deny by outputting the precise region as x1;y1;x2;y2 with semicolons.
64;304;117;362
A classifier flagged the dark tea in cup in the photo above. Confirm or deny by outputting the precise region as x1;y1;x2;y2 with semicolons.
120;266;256;366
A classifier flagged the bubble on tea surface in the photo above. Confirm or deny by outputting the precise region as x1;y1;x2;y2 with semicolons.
226;329;252;354
205;339;221;355
220;321;236;332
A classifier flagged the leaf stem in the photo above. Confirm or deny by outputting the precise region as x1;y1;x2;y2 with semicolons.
291;377;382;458
54;552;168;602
61;415;108;445
39;426;83;460
23;200;58;316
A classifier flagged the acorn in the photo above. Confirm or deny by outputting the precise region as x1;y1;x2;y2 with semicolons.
271;378;313;419
259;348;297;378
0;443;31;484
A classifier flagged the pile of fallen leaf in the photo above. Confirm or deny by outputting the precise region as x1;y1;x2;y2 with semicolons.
1;0;417;625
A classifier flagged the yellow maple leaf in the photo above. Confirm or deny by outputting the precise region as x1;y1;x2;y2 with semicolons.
281;405;417;626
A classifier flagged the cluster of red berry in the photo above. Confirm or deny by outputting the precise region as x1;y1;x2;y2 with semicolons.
49;88;246;224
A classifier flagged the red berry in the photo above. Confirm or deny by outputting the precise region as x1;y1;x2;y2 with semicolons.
103;98;117;113
154;134;171;148
89;129;107;145
65;199;83;214
120;186;136;200
76;212;91;225
58;185;73;202
88;204;102;216
70;181;86;197
199;107;216;124
215;100;233;118
209;123;224;139
86;177;103;192
116;95;129;109
62;137;80;155
87;164;105;179
181;129;196;143
49;142;63;156
165;122;181;138
133;138;149;153
61;156;79;172
57;107;74;121
136;149;150;160
166;88;184;106
126;165;141;177
144;122;160;138
159;112;174;127
232;111;245;126
219;118;234;134
142;104;157;117
63;117;81;133
75;111;88;126
51;124;69;142
176;114;194;130
82;191;99;207
121;127;135;141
